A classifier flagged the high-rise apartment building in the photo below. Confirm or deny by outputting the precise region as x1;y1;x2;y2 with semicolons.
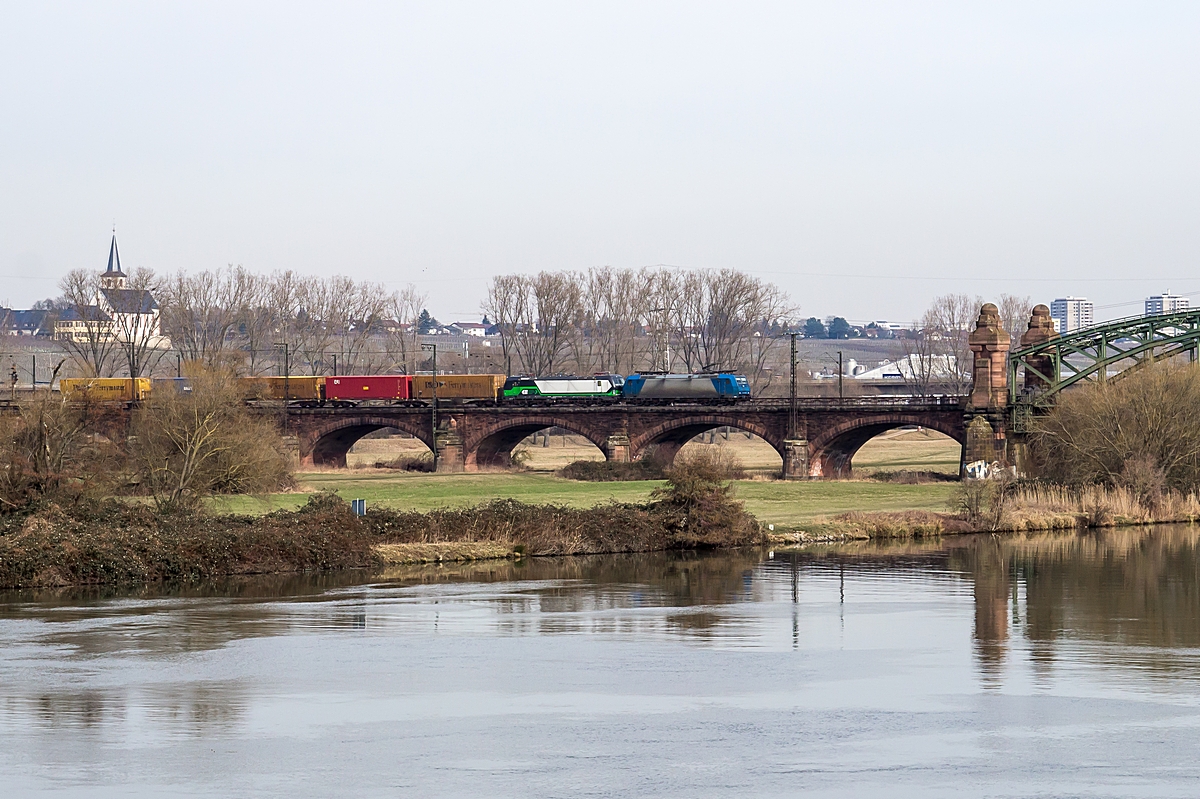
1145;291;1190;316
1050;297;1093;333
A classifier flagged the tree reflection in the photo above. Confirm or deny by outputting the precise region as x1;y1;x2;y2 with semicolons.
949;525;1200;682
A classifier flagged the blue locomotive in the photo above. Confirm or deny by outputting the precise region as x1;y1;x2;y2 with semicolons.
621;373;751;400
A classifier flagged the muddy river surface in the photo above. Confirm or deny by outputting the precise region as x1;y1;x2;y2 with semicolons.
3;527;1200;797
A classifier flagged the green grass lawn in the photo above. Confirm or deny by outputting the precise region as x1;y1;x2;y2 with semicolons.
210;470;956;528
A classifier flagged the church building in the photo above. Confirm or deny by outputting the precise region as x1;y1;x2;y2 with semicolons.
54;234;169;348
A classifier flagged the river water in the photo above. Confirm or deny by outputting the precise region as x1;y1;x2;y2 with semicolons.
3;527;1200;797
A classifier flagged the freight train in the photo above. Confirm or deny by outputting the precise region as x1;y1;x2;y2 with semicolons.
56;372;752;406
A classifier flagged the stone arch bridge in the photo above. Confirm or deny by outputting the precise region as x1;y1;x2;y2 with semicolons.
284;397;968;479
287;301;1033;478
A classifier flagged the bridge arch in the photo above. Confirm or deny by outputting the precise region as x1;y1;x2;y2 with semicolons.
807;414;965;479
463;415;612;470
306;416;434;467
629;415;783;467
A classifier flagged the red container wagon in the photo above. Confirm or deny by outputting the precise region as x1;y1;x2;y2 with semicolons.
326;375;414;404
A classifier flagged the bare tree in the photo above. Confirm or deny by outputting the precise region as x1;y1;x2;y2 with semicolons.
482;274;528;374
1032;362;1200;493
572;267;655;375
321;276;392;374
129;368;292;512
56;269;118;377
997;293;1033;350
667;269;794;389
385;284;426;374
160;266;246;368
924;293;983;394
232;269;278;375
0;392;114;510
482;272;583;375
895;326;940;397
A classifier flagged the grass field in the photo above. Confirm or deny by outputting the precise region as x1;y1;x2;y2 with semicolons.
213;472;955;528
211;427;961;526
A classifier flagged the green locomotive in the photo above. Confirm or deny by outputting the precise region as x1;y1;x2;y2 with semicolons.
501;375;625;400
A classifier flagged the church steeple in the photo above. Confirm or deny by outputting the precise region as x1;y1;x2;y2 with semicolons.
100;231;127;289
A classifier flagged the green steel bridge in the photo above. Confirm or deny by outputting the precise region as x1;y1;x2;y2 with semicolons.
1008;309;1200;429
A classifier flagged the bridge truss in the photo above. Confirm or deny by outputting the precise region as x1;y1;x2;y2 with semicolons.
1008;309;1200;428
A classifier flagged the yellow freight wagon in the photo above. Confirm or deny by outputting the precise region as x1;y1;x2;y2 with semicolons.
236;376;325;402
59;377;152;402
411;374;504;402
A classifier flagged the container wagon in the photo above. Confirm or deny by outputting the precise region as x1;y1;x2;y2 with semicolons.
236;376;326;405
501;375;624;400
151;377;193;394
325;375;415;406
59;377;152;402
412;374;505;403
622;373;751;402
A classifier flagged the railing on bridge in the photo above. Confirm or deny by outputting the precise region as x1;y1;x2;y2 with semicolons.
1008;309;1200;428
750;395;966;410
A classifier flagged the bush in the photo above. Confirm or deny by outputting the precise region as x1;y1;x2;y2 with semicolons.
0;393;121;513
1031;361;1200;494
868;470;958;484
128;367;292;511
950;477;1013;531
365;453;763;554
0;493;376;588
651;450;759;548
558;459;666;482
374;453;435;472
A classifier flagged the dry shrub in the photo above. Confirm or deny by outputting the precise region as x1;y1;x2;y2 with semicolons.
868;470;958;484
374;453;435;472
558;459;666;482
365;453;763;554
951;477;1013;531
0;393;122;513
129;367;292;512
0;492;376;588
1003;483;1200;529
832;510;948;538
670;447;746;482
365;499;669;555
1031;361;1200;494
652;449;757;547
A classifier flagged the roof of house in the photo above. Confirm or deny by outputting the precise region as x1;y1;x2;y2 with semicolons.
3;309;51;331
100;288;158;313
853;354;958;380
59;305;112;323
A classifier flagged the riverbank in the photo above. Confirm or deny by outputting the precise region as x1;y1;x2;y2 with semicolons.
0;470;762;587
770;483;1200;544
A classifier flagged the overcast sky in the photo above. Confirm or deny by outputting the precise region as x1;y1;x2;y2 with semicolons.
2;1;1199;324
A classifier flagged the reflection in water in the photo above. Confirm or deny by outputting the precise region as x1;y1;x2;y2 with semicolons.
766;525;1200;687
2;528;1200;796
949;526;1200;684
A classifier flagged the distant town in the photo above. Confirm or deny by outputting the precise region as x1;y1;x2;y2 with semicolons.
0;235;1194;394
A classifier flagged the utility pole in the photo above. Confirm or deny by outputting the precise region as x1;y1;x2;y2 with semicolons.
789;331;798;439
422;343;438;470
838;350;844;402
274;342;290;432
